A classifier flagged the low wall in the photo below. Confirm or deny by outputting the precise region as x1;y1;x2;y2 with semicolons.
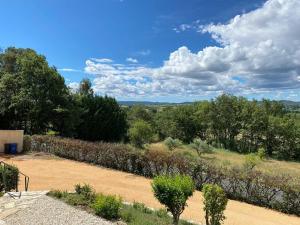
0;130;24;153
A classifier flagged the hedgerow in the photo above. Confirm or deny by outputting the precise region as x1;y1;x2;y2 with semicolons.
25;135;300;215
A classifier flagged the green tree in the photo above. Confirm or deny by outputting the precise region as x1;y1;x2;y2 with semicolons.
202;184;228;225
0;47;71;134
129;120;153;147
76;93;127;142
152;175;195;225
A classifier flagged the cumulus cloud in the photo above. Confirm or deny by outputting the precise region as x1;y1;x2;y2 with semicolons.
126;57;138;63
58;68;81;72
84;0;300;99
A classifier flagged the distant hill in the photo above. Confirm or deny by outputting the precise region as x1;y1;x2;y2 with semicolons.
119;100;300;108
118;101;192;106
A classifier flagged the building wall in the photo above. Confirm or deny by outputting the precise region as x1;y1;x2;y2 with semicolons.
0;130;24;153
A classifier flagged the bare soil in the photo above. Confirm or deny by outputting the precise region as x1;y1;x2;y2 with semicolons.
1;153;299;225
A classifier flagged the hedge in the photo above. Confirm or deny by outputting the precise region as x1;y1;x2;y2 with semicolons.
25;135;300;215
0;163;19;192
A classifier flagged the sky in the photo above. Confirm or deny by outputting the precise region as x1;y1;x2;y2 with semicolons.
1;0;300;102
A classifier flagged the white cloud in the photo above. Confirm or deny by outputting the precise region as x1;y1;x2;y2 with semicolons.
136;50;151;56
83;0;300;99
90;58;113;63
58;68;81;72
68;82;80;93
126;57;138;63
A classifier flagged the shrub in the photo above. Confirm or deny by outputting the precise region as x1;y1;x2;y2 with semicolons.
74;183;96;202
48;189;68;199
92;194;122;220
202;184;228;225
26;135;300;216
189;138;212;156
243;153;260;170
0;164;19;192
152;175;195;225
129;120;154;148
164;137;182;151
257;148;267;160
65;193;90;206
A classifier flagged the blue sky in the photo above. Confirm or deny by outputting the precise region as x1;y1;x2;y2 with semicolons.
1;0;300;102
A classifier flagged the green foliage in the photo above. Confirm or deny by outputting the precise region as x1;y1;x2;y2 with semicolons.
164;137;182;151
91;194;122;220
189;138;212;156
243;153;260;170
74;183;96;201
76;94;128;142
257;148;267;160
47;189;68;199
129;120;154;148
65;193;90;206
0;164;19;192
152;175;195;225
202;184;228;225
121;204;195;225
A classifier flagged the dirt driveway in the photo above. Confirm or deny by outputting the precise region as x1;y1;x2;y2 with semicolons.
1;153;299;225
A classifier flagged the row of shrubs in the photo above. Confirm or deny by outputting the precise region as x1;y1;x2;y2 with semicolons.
48;183;196;225
0;163;19;193
25;135;300;215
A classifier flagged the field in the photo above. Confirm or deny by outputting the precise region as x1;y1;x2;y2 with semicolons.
1;152;300;225
148;143;300;179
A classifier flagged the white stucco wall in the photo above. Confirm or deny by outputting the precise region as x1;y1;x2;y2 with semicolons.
0;130;24;153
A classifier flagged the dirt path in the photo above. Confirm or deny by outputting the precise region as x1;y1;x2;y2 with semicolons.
1;154;299;225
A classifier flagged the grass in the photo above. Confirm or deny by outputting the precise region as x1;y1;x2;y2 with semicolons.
48;189;196;225
121;203;195;225
148;142;300;180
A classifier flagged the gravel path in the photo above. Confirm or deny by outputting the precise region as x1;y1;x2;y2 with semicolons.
3;195;114;225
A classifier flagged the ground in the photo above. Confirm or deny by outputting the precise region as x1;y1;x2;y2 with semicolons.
1;153;300;225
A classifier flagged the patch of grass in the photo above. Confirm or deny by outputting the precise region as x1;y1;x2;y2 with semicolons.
120;204;195;225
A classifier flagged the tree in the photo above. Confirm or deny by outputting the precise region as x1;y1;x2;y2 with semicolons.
79;78;93;96
76;93;128;142
129;120;153;147
189;138;212;156
202;184;228;225
0;47;71;134
152;175;195;225
164;137;182;151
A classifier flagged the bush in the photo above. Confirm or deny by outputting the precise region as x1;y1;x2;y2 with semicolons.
243;153;260;170
92;194;122;220
65;193;90;206
129;120;154;148
48;189;68;199
74;183;96;201
164;137;182;151
202;184;228;225
0;164;19;192
152;175;195;225
257;148;267;160
189;138;212;156
26;135;300;216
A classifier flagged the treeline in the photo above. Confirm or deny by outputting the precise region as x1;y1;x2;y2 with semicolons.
1;47;299;160
0;47;127;141
127;95;300;160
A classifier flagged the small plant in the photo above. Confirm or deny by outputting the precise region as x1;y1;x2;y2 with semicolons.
202;184;228;225
243;153;260;170
257;147;267;160
152;175;195;225
121;211;134;223
74;183;96;201
92;194;122;220
164;137;182;151
48;189;68;199
189;138;212;156
65;193;90;206
156;208;168;218
132;202;153;214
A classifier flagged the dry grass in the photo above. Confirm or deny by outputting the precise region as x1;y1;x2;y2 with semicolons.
148;142;300;179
